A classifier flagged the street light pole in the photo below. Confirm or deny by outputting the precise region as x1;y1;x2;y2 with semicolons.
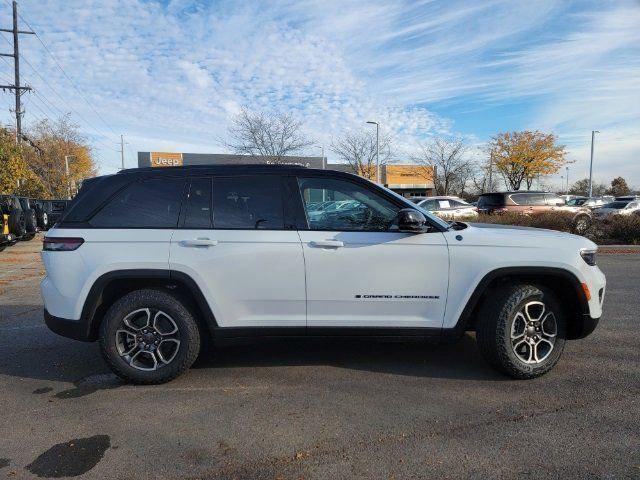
588;130;599;198
315;145;325;169
366;121;380;183
565;166;569;194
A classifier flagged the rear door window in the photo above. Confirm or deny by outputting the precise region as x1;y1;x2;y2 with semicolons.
183;178;212;229
478;194;504;207
212;175;284;230
90;177;185;228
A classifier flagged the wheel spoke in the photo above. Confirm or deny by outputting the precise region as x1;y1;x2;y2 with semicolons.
511;312;526;339
524;301;545;322
153;311;179;336
541;312;558;338
157;339;180;364
123;308;152;331
130;349;158;371
115;329;138;356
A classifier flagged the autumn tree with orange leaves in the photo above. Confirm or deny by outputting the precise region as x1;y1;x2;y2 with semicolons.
489;131;567;191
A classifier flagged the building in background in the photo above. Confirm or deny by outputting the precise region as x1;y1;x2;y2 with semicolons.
137;152;435;197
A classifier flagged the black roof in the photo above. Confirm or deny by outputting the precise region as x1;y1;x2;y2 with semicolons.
118;164;308;176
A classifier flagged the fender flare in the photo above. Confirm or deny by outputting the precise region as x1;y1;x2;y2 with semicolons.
80;269;217;341
450;266;590;337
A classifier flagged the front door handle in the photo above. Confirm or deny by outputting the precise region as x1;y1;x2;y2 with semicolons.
310;240;344;248
180;238;218;247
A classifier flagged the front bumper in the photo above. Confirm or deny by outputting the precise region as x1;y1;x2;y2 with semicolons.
44;308;94;342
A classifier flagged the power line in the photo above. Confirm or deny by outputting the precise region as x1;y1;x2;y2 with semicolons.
12;6;119;139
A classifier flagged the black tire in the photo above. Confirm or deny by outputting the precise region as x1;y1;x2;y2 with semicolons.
8;208;25;237
99;289;201;384
476;284;566;379
24;208;37;233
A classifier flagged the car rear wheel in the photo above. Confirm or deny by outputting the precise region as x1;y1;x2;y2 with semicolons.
476;284;566;379
100;289;201;384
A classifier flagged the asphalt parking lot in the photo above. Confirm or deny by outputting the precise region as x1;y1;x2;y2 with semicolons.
0;237;638;479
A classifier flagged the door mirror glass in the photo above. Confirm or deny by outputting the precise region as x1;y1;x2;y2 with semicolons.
397;209;429;233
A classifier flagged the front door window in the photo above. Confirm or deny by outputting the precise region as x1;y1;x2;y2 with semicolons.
297;177;399;231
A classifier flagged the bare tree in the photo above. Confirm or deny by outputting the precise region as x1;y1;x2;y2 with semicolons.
414;138;471;195
224;108;312;163
330;131;392;181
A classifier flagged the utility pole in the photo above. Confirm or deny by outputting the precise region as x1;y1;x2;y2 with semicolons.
588;130;599;198
565;166;569;194
0;1;34;143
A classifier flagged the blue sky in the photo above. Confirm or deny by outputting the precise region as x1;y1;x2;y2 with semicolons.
1;0;638;187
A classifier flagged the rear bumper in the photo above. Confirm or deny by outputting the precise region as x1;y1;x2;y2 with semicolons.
44;308;93;342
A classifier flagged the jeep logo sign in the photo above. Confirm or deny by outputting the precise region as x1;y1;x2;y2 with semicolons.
150;152;184;167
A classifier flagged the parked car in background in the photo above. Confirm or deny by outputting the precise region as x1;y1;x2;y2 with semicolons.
477;191;592;233
566;197;609;210
593;200;640;219
41;199;69;226
614;195;640;202
0;195;27;241
410;196;478;219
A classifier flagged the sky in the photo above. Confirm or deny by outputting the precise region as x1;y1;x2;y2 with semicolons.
0;0;638;188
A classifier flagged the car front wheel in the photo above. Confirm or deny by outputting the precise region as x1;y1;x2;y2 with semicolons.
100;289;201;384
476;284;566;379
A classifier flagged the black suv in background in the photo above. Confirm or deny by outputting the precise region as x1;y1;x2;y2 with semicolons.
41;199;69;227
0;195;27;241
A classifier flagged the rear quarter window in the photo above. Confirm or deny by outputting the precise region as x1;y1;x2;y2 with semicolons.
89;177;185;228
478;194;504;207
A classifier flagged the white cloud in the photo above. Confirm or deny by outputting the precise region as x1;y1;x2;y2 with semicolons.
0;0;636;185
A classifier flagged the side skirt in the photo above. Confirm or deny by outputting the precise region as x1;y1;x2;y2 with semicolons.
211;326;447;346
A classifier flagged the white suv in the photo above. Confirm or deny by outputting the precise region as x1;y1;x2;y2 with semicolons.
41;165;606;384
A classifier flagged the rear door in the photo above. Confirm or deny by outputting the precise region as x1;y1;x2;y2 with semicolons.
169;175;306;328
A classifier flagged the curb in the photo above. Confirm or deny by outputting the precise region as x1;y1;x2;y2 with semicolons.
599;245;640;254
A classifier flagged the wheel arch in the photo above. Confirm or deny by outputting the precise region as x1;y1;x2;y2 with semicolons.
454;267;591;340
81;269;217;341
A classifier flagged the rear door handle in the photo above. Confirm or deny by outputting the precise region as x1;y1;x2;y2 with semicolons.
180;238;218;247
310;240;344;248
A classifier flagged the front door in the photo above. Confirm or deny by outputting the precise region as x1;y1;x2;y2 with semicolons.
296;176;449;329
170;175;306;328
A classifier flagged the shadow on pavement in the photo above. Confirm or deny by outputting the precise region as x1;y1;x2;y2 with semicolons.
0;305;506;384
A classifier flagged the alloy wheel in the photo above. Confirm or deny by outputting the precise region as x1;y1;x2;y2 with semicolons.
115;308;181;371
510;301;557;364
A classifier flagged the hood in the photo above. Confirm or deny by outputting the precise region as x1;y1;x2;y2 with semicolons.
459;222;596;250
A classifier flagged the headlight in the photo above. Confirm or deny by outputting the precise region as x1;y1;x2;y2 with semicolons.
580;248;597;266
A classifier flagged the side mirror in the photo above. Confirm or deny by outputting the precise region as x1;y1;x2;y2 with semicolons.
397;208;429;233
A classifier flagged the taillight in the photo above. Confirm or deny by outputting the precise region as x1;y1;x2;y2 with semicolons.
43;237;84;251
